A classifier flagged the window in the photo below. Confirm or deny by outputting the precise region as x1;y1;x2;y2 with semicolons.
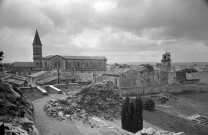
58;61;60;67
99;62;101;68
174;77;176;79
164;76;165;79
36;62;39;66
77;62;80;68
86;62;88;68
73;62;76;68
45;62;47;67
55;61;57;67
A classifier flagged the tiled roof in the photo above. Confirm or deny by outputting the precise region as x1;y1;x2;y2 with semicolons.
32;30;42;45
36;75;58;85
103;68;131;76
61;72;93;82
14;62;33;68
42;55;107;60
27;71;48;78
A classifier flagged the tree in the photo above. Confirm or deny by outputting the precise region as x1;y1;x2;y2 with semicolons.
142;64;154;72
121;96;130;130
132;97;143;133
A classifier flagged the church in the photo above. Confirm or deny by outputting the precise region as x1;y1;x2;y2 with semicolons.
32;30;107;71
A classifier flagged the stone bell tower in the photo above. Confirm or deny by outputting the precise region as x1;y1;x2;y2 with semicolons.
32;30;42;68
161;51;171;71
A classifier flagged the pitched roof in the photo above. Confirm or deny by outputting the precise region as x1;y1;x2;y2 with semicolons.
36;75;58;85
32;30;42;45
14;62;33;68
42;55;107;60
27;71;48;78
103;67;131;76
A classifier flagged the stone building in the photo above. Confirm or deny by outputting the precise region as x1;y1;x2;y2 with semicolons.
160;52;177;84
161;51;171;71
32;30;107;71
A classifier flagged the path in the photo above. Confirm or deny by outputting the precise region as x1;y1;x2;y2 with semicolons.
33;94;81;135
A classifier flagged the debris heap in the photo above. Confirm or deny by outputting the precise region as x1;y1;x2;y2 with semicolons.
151;92;176;104
44;81;123;124
135;127;185;135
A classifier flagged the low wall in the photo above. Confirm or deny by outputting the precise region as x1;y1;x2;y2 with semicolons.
122;84;208;96
53;83;79;93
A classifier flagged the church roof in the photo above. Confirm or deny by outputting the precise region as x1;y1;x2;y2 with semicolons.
32;30;42;45
42;55;107;60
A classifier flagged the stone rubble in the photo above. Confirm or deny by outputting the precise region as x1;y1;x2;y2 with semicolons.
44;81;123;126
135;127;185;135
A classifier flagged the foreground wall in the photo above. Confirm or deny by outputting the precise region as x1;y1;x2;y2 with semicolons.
122;84;208;96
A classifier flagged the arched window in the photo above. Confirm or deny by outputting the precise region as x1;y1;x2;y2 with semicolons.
58;61;60;67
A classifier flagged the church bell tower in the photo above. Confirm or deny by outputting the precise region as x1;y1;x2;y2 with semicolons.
161;51;171;71
32;30;42;68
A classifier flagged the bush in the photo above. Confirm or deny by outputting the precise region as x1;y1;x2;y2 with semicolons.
143;97;155;111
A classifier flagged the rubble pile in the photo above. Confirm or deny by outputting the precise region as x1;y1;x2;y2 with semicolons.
44;98;90;125
44;81;123;124
135;127;185;135
0;80;38;135
76;81;122;120
151;92;176;104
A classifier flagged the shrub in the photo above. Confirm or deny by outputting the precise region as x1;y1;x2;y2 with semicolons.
143;97;155;111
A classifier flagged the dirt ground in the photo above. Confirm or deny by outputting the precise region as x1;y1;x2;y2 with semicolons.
144;92;208;135
157;92;208;117
144;109;208;135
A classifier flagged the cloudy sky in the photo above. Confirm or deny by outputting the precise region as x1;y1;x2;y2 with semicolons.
0;0;208;63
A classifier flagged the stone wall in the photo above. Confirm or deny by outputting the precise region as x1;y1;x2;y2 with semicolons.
168;72;176;84
189;71;208;84
122;83;208;96
49;55;65;70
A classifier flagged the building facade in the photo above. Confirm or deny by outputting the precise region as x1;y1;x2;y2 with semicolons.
32;30;107;71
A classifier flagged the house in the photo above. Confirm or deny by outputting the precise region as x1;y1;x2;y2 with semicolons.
103;68;131;87
6;75;28;87
12;62;33;76
27;71;52;85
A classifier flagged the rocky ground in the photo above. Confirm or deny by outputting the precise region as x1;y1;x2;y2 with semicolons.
0;80;38;135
